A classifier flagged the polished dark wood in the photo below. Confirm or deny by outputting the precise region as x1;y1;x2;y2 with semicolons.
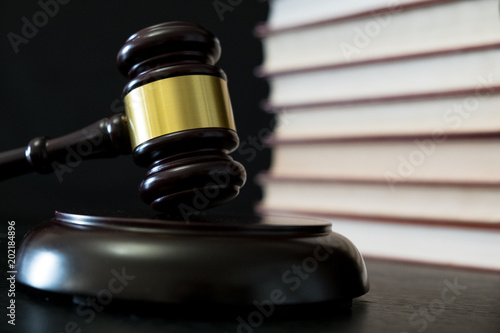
0;22;246;212
0;114;130;181
117;21;225;94
16;212;368;305
117;22;246;212
135;128;246;211
2;21;368;312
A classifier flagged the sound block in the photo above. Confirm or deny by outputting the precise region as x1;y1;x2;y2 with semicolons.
17;211;369;306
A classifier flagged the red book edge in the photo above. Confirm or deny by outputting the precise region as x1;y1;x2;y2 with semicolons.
261;85;500;111
255;0;462;37
256;42;500;78
254;202;500;231
257;172;500;190
264;131;500;146
255;205;500;272
257;173;500;224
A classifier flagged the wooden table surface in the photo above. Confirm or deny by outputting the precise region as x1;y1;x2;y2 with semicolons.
2;256;499;333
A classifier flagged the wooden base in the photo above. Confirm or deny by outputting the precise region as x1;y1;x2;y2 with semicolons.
16;211;369;305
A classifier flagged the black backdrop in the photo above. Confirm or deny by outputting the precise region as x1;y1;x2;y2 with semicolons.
0;0;270;235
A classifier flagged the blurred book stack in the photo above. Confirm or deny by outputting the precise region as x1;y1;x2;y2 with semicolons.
256;0;500;270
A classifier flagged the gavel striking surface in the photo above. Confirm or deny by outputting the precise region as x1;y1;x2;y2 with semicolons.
16;211;369;305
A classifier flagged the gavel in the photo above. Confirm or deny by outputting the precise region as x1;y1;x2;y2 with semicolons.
5;21;368;308
0;22;246;212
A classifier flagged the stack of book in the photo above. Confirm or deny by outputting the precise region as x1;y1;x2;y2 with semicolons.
256;0;500;271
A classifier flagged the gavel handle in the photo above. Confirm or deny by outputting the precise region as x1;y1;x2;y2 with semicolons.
0;114;131;182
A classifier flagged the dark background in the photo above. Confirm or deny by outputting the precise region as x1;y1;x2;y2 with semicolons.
0;0;270;236
1;3;500;333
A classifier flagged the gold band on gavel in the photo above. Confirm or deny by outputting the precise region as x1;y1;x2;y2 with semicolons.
124;75;236;149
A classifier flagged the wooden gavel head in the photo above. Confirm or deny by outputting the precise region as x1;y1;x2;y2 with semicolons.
0;22;246;213
116;22;246;212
